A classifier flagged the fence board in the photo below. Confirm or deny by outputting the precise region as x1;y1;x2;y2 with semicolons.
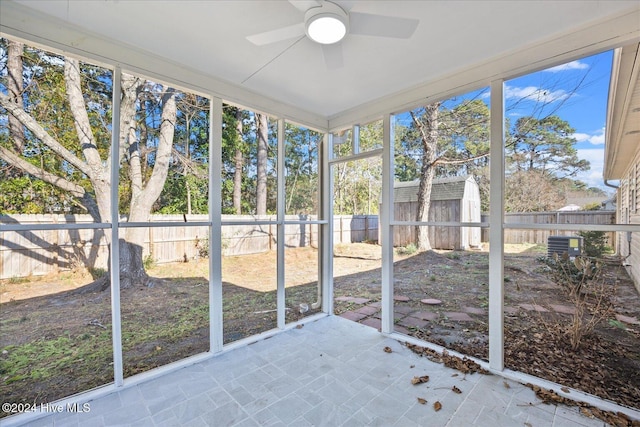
480;211;616;246
1;214;378;279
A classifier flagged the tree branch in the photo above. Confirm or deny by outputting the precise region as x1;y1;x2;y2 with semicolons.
64;58;105;177
0;145;100;218
0;92;93;178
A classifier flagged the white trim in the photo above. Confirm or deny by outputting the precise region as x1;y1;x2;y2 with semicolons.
489;80;505;371
109;68;124;388
277;118;286;329
210;98;224;353
323;133;334;315
380;114;394;334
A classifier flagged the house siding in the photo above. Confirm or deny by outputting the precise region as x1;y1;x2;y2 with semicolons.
618;149;640;293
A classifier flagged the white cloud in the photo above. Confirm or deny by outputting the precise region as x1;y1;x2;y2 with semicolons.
576;148;605;189
545;60;589;73
504;85;569;104
572;127;605;145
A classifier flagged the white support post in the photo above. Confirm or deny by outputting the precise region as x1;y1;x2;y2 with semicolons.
277;118;286;328
489;80;505;371
352;124;360;155
380;114;394;334
322;132;334;314
209;97;224;353
109;67;123;387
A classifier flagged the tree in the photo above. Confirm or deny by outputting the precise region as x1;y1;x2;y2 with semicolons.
0;41;179;289
410;103;440;251
255;113;268;215
504;170;565;212
284;123;319;215
233;109;244;214
507;115;589;179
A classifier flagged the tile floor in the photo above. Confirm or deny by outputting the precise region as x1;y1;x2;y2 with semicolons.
4;316;629;426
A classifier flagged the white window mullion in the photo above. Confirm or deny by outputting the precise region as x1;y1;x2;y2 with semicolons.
209;97;224;352
109;67;123;387
277;118;286;328
322;133;334;314
489;80;505;371
380;114;394;334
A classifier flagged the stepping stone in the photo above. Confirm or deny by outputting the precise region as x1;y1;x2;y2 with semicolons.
463;306;486;315
400;316;429;329
444;312;474;322
421;298;442;305
369;301;382;308
394;295;410;302
550;304;576;315
355;305;379;316
616;314;640;325
411;311;438;321
339;311;367;322
504;307;519;315
361;317;381;331
335;296;353;302
394;305;415;315
518;304;548;312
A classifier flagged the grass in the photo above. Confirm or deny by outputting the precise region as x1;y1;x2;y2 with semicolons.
0;330;113;386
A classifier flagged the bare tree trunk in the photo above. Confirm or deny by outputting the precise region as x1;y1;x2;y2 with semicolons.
233;109;243;214
256;113;268;216
413;103;440;251
7;40;25;151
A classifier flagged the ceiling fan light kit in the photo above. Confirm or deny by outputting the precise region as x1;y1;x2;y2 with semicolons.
305;1;349;44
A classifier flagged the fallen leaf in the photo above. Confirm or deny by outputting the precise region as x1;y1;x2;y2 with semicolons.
579;407;592;418
295;324;304;329
503;381;511;389
451;373;458;377
411;375;430;385
452;386;462;394
524;423;532;427
417;397;427;405
383;346;392;353
433;401;442;411
561;386;570;393
410;364;415;369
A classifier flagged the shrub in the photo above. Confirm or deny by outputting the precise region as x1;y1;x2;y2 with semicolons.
545;253;614;350
577;230;608;258
396;243;417;256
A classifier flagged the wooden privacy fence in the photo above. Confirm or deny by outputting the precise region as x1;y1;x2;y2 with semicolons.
0;214;378;279
480;211;616;246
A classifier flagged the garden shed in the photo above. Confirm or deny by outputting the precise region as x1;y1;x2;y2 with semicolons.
393;176;481;250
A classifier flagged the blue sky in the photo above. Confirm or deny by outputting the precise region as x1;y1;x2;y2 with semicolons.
394;50;614;193
505;50;613;192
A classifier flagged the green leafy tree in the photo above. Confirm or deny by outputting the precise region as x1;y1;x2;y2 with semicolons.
507;115;588;178
0;39;189;289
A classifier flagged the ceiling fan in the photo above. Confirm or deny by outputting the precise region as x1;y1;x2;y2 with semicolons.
246;0;419;69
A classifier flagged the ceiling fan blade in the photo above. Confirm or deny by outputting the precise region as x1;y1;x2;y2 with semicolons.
349;12;419;39
322;43;343;69
288;0;321;13
246;23;305;46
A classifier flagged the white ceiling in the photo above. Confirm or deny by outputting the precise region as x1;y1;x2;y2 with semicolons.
2;0;640;128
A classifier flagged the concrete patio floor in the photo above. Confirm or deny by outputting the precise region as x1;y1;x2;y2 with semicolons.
6;316;626;427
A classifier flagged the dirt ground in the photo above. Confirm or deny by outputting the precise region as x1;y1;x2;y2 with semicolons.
1;243;639;415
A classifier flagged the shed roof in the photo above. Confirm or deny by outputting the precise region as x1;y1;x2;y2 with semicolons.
394;176;475;203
